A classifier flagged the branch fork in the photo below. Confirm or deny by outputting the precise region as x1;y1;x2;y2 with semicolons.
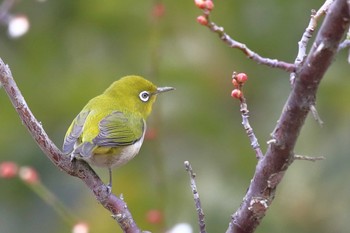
189;1;350;233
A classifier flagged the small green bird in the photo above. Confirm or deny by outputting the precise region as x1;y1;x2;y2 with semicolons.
62;75;174;190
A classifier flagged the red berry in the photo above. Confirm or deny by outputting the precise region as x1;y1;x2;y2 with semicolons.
0;161;18;178
194;0;206;9
152;3;165;18
194;0;214;10
205;0;214;11
145;128;157;140
231;89;242;99
236;73;248;84
146;209;163;224
196;15;208;26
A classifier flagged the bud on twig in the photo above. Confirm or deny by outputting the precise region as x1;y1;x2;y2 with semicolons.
194;0;214;11
196;15;208;26
231;89;242;99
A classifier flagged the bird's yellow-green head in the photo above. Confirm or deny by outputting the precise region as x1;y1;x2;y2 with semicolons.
103;75;174;118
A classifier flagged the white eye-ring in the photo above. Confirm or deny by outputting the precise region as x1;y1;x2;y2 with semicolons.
139;91;150;102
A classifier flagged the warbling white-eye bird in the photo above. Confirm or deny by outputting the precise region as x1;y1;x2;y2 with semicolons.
62;75;174;190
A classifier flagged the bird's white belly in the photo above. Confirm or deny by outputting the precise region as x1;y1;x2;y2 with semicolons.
112;138;144;167
87;133;145;168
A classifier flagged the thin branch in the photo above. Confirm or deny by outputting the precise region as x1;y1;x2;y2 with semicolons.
195;3;295;73
206;21;295;72
338;39;350;50
339;44;350;63
0;58;142;233
239;100;263;160
184;161;207;233
226;0;350;232
310;104;324;126
294;154;325;162
295;0;335;65
290;0;335;84
338;27;350;63
231;72;263;160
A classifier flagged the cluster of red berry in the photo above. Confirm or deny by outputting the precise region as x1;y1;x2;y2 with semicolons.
231;73;248;99
0;161;39;184
194;0;214;26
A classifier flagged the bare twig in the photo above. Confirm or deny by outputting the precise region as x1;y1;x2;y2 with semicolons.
294;154;325;162
290;0;335;84
338;26;350;48
226;0;350;232
310;104;324;126
184;161;207;233
206;21;296;72
239;101;263;160
0;58;142;233
195;3;295;73
338;27;350;62
338;39;350;50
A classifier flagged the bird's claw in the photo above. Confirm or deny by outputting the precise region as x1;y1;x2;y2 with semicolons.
106;183;112;195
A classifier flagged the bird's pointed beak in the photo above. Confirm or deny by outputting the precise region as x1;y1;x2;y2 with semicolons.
155;86;175;94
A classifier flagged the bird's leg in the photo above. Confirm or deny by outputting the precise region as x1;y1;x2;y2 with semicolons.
107;167;112;194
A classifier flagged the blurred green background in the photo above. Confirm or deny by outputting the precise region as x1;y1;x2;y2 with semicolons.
1;0;350;232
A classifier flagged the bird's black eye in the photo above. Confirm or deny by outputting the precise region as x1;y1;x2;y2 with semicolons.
139;91;150;102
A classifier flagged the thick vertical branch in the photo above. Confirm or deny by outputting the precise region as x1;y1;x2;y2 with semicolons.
227;0;350;232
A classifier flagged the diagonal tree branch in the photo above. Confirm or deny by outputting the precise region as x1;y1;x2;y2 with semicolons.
0;59;142;233
184;161;207;233
194;1;296;73
226;0;350;232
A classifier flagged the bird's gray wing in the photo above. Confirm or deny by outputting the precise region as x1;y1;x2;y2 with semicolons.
62;110;90;154
92;111;145;147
